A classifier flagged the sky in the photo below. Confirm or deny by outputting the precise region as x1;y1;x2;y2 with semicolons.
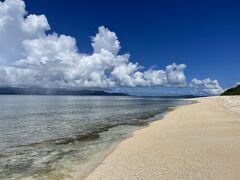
0;0;239;95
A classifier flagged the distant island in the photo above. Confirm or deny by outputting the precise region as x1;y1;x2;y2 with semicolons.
0;87;129;96
221;85;240;96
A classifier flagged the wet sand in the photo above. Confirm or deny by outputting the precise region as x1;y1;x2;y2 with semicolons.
85;96;240;180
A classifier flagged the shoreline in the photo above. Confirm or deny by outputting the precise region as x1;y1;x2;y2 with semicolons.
76;99;192;179
77;99;191;179
85;96;240;180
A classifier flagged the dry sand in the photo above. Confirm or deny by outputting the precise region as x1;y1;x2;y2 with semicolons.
85;96;240;180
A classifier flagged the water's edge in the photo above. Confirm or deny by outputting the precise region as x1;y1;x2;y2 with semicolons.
81;99;196;179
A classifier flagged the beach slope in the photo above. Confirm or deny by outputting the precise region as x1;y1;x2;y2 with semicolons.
86;96;240;180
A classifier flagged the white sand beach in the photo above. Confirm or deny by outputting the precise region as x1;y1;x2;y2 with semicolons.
85;96;240;180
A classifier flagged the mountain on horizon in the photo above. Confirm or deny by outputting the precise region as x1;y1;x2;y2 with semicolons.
0;87;128;96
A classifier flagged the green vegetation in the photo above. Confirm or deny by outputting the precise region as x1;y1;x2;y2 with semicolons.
221;85;240;96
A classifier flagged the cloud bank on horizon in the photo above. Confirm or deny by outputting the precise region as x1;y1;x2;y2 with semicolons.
0;0;223;95
190;78;223;95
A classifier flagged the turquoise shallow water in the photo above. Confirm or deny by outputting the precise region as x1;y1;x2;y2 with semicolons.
0;95;187;179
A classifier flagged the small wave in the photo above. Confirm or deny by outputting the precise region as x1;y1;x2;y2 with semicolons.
54;131;100;145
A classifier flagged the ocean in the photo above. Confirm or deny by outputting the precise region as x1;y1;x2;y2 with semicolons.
0;95;188;179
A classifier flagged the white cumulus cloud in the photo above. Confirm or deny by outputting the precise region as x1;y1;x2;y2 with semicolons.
0;0;50;64
0;0;188;89
91;26;121;55
190;78;223;95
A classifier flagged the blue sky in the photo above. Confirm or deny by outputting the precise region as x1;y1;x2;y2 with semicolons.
24;0;240;89
0;0;239;95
